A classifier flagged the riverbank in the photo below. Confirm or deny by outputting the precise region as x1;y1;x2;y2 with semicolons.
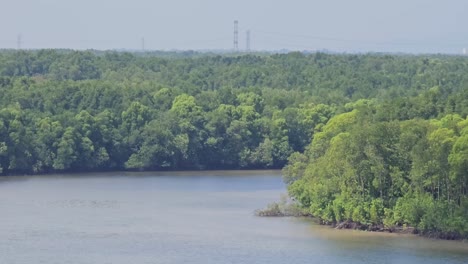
0;169;283;178
255;201;467;241
331;220;464;240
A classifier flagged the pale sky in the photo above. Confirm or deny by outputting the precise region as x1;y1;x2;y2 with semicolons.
1;0;467;54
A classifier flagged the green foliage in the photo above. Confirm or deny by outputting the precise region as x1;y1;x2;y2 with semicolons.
370;198;385;224
285;103;468;238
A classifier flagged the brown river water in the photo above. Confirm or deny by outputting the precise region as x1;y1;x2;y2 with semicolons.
0;170;467;264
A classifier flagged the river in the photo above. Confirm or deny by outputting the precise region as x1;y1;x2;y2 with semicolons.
0;170;467;264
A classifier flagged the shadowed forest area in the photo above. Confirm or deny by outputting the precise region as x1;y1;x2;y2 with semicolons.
1;50;468;238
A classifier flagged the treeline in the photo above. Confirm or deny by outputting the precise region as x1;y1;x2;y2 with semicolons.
1;50;467;176
0;85;334;173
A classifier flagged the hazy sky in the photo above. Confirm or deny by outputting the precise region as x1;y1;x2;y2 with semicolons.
1;0;468;53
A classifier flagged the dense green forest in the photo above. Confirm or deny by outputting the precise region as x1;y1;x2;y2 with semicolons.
1;50;468;238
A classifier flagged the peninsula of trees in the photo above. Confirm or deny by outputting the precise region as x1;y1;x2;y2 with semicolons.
0;50;467;238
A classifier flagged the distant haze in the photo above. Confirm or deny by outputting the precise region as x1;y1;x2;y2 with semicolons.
2;0;468;54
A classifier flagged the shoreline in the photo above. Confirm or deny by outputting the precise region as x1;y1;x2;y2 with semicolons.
330;219;465;241
255;202;467;242
0;168;283;178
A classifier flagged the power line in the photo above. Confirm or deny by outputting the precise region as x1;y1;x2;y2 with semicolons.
251;29;468;48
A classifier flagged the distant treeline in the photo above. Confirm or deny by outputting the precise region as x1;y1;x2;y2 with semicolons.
1;50;468;237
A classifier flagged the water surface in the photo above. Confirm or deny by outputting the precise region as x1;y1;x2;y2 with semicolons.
0;170;467;264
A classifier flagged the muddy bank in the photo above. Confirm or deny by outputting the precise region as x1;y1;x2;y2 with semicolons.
256;204;465;241
331;220;415;234
330;220;464;240
254;198;311;217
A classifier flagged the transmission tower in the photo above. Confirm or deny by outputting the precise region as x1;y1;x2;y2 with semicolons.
246;30;250;52
17;34;22;50
233;20;238;52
